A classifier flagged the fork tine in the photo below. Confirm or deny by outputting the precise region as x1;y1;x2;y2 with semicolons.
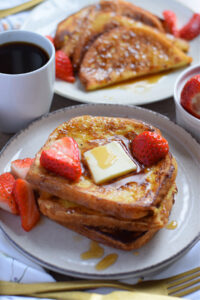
165;267;200;283
171;284;200;297
168;278;200;294
167;272;200;288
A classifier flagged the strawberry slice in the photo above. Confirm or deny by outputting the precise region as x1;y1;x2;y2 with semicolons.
45;35;54;45
11;158;34;179
13;179;40;231
132;131;169;167
179;13;200;40
163;10;179;37
40;137;82;181
55;50;75;83
180;75;200;119
0;172;18;214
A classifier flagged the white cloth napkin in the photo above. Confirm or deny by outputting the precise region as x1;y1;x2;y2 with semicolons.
0;0;30;31
0;229;55;283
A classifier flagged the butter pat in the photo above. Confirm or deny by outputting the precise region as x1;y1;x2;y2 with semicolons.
84;141;136;184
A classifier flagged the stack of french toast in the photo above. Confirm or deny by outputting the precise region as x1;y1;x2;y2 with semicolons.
27;115;177;251
54;0;192;90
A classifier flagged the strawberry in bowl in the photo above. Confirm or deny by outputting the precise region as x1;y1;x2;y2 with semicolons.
180;75;200;119
174;65;200;142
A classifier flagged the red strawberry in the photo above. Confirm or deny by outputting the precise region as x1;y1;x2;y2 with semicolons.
179;13;200;40
11;158;34;179
45;35;54;45
55;50;75;83
0;172;18;214
180;75;200;119
163;10;179;37
40;137;82;181
132;131;169;167
13;179;40;231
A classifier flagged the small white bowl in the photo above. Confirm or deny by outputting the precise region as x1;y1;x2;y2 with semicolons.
174;65;200;142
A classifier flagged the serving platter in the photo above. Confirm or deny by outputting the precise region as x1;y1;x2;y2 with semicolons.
22;0;200;105
0;104;199;279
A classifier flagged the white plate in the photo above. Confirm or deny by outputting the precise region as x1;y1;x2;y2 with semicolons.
0;104;200;279
22;0;200;105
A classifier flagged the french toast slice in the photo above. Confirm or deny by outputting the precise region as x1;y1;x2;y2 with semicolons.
38;182;177;232
79;24;192;91
54;0;164;59
56;222;159;251
54;4;96;56
27;115;177;220
100;0;164;32
73;14;189;70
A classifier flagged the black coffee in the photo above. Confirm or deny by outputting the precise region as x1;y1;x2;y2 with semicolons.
0;41;49;74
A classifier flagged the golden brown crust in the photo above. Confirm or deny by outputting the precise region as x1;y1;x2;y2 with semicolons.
27;115;177;220
99;0;164;32
72;10;165;70
79;25;192;90
54;0;164;59
73;13;190;71
54;5;96;55
38;183;177;232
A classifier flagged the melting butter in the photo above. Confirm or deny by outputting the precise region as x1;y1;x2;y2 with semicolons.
166;220;178;230
81;241;104;260
84;141;136;184
95;253;118;271
90;144;117;169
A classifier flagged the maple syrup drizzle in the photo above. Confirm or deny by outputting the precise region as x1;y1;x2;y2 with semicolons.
104;172;148;189
95;253;118;271
81;241;104;260
166;220;178;230
106;70;171;91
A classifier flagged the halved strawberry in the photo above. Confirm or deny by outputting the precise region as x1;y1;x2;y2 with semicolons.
179;13;200;40
180;75;200;119
0;172;18;214
163;10;179;37
13;179;40;232
55;50;75;83
11;158;34;179
132;131;169;167
40;137;82;181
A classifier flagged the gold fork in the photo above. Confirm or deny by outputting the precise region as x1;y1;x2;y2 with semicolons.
0;0;45;19
0;267;199;298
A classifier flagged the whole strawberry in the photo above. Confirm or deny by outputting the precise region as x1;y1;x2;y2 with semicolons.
132;131;169;166
55;50;75;83
181;75;200;119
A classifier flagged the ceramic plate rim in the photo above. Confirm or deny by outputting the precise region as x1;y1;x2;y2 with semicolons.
0;104;200;279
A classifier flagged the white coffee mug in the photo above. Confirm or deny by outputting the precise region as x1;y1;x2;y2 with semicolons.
0;30;55;133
